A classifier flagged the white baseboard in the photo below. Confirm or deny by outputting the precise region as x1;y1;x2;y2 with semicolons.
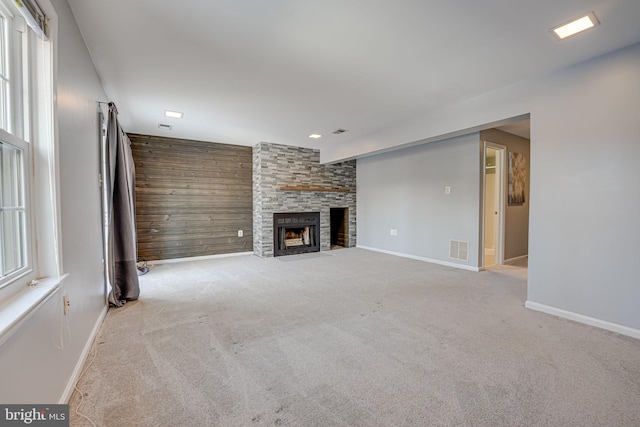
59;304;108;403
149;251;254;265
357;245;480;272
525;301;640;340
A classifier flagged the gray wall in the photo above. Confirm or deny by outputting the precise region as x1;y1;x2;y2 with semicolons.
332;43;640;332
527;45;640;330
357;133;480;269
480;129;530;260
0;0;107;402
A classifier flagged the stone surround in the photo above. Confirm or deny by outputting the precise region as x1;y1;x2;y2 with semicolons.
253;142;356;257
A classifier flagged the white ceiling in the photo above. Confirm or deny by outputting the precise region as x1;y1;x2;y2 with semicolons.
67;0;640;150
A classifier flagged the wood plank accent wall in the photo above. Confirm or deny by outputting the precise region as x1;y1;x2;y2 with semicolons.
129;134;253;261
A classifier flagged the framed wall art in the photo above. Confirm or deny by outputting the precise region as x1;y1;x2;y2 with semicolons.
508;152;526;205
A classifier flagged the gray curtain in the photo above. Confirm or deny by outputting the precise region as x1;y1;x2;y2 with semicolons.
106;102;139;306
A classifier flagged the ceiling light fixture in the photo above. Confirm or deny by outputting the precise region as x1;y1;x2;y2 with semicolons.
551;12;599;40
309;134;322;139
164;110;184;118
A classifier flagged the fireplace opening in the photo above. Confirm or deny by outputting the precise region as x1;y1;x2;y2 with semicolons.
284;227;311;248
330;208;348;249
274;212;320;257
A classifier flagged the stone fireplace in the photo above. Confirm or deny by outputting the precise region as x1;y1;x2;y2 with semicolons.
253;142;356;257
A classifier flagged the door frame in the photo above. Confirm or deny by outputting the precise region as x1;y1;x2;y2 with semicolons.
482;141;507;269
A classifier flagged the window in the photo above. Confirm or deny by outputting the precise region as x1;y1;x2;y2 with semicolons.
0;0;57;296
0;141;26;278
0;0;59;340
0;1;32;290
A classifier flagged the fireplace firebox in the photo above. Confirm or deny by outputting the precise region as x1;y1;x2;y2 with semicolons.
273;212;320;257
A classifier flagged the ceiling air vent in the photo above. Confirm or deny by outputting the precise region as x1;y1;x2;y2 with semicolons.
449;240;469;262
332;128;348;135
158;123;172;130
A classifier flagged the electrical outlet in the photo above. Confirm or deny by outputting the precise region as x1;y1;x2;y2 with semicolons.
445;186;451;194
237;230;243;237
390;229;398;236
63;294;70;315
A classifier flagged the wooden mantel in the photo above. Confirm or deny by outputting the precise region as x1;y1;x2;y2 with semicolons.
277;186;351;193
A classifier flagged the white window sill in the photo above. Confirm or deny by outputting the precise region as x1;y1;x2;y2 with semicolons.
0;274;69;347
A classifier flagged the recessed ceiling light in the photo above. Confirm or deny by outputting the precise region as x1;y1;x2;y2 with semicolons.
164;110;184;118
309;134;322;139
551;12;599;40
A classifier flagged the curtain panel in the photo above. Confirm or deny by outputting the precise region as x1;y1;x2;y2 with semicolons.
106;102;139;306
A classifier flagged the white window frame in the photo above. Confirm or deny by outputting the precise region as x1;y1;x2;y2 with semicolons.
0;0;62;345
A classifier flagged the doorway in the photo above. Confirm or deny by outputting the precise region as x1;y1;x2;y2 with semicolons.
483;142;506;268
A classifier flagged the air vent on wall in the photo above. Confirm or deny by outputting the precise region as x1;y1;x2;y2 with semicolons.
449;240;469;261
158;123;172;130
332;129;348;135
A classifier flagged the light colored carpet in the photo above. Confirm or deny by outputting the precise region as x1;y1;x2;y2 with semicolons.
69;248;640;426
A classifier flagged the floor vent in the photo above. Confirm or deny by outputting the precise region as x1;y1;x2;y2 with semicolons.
449;240;469;261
